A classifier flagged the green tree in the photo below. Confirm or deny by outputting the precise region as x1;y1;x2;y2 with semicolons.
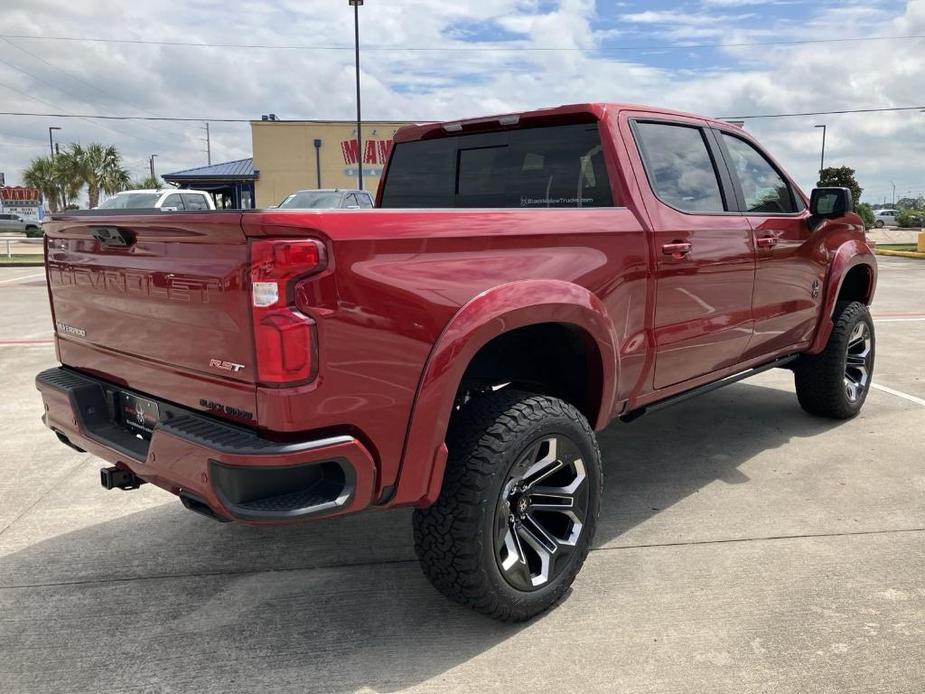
52;147;87;208
128;175;162;190
64;143;131;208
896;196;925;210
817;166;863;208
21;156;61;212
856;202;875;229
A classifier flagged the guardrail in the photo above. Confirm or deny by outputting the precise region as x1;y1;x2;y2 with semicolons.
0;236;43;258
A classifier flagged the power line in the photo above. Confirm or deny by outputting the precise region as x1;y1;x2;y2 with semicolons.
0;60;167;148
0;32;923;53
0;111;251;123
3;104;925;124
720;105;925;120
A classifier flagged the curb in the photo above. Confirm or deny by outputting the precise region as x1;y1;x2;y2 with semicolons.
875;249;925;259
0;262;45;267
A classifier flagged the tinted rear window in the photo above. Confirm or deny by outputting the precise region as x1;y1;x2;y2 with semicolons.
380;123;614;208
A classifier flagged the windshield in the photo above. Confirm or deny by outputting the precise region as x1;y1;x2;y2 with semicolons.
278;191;343;209
98;193;162;209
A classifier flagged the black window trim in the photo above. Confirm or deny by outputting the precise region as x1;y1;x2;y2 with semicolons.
629;117;740;217
711;127;806;217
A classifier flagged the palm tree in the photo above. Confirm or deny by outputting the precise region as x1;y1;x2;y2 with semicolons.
22;156;61;212
64;143;131;208
52;147;85;209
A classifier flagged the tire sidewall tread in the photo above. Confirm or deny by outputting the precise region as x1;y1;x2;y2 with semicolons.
413;389;602;622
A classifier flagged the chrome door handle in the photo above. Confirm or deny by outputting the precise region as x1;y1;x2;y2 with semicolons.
662;241;692;257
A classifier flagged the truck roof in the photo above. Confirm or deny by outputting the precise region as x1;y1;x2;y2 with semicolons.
393;102;735;143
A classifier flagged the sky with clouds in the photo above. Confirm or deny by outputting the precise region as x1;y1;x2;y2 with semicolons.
0;0;923;204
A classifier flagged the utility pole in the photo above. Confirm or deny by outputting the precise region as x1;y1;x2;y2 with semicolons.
814;124;826;177
149;154;158;181
48;126;61;159
349;0;364;190
203;122;212;165
890;180;896;207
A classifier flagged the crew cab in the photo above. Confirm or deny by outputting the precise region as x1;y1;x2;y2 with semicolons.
36;103;876;621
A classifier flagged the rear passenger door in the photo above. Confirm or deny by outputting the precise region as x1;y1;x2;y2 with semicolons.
629;117;756;390
714;129;823;359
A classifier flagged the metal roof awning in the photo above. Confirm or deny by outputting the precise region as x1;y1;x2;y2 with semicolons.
162;158;258;183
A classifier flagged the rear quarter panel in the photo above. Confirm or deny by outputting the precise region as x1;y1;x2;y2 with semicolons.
243;207;649;501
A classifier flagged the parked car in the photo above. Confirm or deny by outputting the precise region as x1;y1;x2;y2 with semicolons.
276;188;374;209
37;102;876;622
0;212;42;235
873;209;897;228
96;189;215;211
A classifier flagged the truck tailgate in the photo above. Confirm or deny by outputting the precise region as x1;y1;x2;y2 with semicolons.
44;212;258;422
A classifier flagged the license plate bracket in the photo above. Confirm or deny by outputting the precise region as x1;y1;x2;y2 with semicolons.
118;392;160;437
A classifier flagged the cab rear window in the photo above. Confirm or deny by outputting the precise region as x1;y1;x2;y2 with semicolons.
380;123;614;208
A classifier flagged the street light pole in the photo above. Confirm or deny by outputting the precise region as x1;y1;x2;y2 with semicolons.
149;154;158;181
349;0;364;190
48;126;61;159
814;124;826;176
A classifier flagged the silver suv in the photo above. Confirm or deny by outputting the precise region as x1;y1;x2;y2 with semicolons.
0;212;42;235
873;209;897;228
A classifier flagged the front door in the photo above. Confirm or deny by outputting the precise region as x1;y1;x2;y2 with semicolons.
715;130;825;359
629;118;756;390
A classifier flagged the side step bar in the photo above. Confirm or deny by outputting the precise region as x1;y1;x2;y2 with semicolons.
620;355;798;423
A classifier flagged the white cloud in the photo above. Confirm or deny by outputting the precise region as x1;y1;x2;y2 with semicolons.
0;0;922;203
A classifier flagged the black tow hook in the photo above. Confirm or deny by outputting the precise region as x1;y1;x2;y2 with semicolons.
100;466;145;491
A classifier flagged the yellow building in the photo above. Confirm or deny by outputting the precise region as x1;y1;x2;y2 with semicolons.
251;119;414;207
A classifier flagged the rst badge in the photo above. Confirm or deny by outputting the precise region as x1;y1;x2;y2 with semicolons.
209;358;245;373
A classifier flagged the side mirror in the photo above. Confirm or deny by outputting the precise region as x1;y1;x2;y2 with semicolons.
810;187;853;218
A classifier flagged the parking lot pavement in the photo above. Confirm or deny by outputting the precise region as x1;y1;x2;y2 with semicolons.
1;257;923;693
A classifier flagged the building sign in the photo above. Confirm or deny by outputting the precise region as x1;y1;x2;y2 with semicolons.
0;186;43;221
340;138;392;178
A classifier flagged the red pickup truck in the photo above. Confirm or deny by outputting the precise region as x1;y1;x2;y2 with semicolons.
37;103;876;621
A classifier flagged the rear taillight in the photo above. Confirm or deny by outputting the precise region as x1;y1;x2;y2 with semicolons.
250;239;325;386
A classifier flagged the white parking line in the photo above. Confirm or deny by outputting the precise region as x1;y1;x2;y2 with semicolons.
871;383;925;407
875;317;925;323
0;272;45;285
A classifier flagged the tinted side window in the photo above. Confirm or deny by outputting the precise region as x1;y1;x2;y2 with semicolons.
357;193;373;208
380;123;613;208
380;138;455;207
721;134;798;213
161;194;185;210
181;193;209;210
634;122;726;213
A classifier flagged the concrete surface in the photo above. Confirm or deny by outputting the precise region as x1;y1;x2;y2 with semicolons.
865;226;921;245
0;259;923;693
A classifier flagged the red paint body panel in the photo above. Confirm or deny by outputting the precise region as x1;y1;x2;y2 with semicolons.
37;102;876;523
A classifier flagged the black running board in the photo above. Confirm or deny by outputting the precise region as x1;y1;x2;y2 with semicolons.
620;355;798;423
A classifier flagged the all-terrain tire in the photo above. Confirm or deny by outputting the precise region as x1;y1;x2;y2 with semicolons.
412;389;602;621
794;301;875;419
